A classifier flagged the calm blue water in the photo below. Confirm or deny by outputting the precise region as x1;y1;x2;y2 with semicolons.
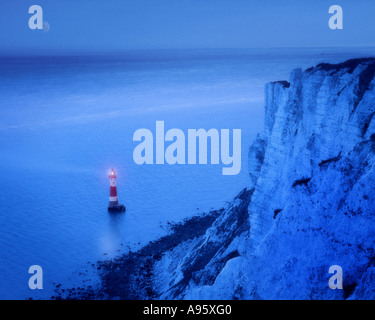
1;48;374;299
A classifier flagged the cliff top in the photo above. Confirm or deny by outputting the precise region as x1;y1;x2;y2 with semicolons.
307;57;375;74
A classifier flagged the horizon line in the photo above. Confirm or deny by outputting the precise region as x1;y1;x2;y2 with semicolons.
1;45;375;57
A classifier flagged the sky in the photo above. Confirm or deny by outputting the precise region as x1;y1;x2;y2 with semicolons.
0;0;375;54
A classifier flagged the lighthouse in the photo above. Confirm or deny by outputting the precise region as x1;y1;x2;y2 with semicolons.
108;169;126;212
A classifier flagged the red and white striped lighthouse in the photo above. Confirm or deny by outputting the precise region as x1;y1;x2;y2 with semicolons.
108;169;126;212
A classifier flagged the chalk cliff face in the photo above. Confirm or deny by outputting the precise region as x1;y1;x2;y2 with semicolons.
154;58;375;300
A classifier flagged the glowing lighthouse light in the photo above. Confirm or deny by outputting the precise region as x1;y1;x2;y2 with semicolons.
108;169;126;213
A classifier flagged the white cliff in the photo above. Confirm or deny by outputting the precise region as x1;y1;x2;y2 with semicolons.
153;58;375;300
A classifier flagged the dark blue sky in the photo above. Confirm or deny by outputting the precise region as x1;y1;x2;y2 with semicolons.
1;0;375;53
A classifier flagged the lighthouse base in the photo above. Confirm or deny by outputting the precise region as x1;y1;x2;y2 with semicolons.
108;204;126;213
